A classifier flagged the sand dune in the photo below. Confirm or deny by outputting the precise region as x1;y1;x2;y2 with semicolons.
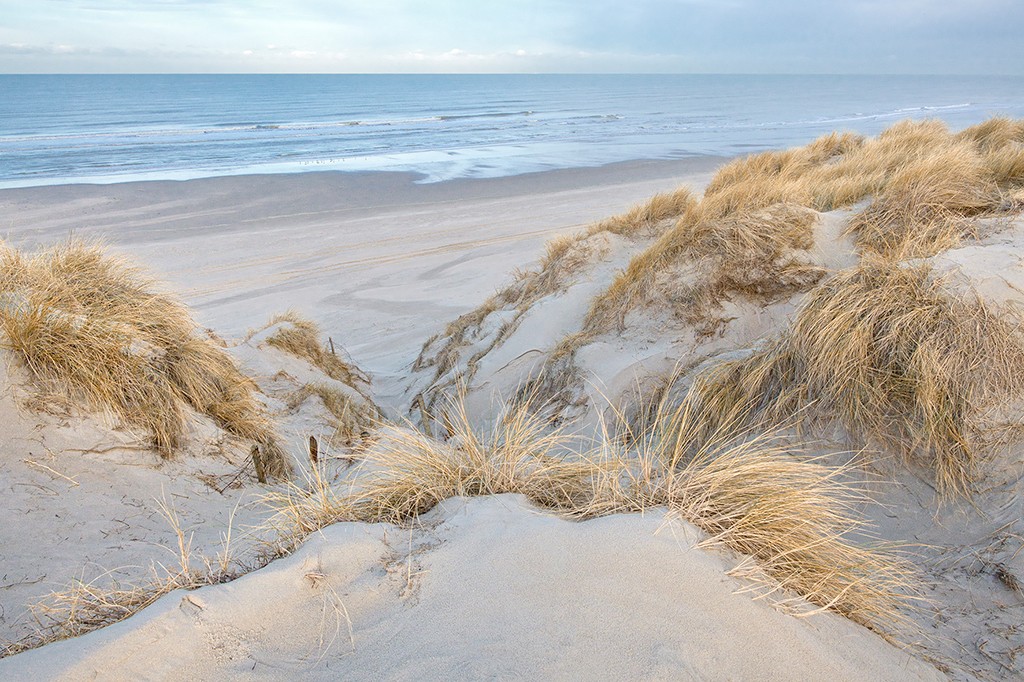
3;121;1024;680
0;496;940;681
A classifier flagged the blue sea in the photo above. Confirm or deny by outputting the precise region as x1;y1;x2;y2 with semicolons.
2;74;1024;188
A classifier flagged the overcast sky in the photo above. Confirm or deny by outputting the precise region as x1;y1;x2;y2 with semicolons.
2;0;1022;74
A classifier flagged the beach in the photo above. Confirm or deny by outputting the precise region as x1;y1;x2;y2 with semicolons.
0;157;723;410
2;116;1024;681
4;0;1024;673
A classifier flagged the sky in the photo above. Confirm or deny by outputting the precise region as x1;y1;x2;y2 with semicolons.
1;0;1023;75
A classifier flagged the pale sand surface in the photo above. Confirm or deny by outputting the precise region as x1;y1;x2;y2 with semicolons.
0;495;940;681
0;160;955;680
0;158;723;413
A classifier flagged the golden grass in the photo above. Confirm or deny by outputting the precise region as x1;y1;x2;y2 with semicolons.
264;312;367;389
266;390;917;634
267;394;605;531
955;116;1024;151
587;187;697;237
847;144;996;259
0;240;285;476
287;382;379;446
693;257;1024;497
8;389;918;654
610;393;914;627
564;117;1024;358
985;144;1024;188
584;201;823;335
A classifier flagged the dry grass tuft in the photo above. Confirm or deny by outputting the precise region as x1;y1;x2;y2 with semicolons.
287;382;379;446
264;312;367;389
955;116;1024;151
847;144;997;258
0;240;284;476
587;187;697;237
606;391;916;627
672;203;824;320
266;390;917;634
267;394;607;530
584;201;823;335
985;144;1024;188
6;390;916;655
693;257;1024;497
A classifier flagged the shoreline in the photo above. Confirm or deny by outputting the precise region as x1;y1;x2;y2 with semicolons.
0;154;726;198
0;154;725;193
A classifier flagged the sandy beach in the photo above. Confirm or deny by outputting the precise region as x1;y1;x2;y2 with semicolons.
4;0;1024;672
2;117;1024;682
0;158;723;412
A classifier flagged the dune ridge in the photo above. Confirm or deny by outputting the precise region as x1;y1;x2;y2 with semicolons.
3;121;1024;678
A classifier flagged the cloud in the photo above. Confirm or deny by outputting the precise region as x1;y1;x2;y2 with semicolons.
0;0;1022;73
0;42;128;56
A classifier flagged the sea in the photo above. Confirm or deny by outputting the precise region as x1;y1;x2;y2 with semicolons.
2;74;1024;189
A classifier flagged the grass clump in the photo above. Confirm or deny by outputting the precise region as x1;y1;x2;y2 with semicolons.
693;257;1024;497
266;391;916;634
0;240;285;476
12;392;917;653
847;144;997;259
264;312;367;389
287;382;379;446
586;187;697;237
584;200;822;335
610;394;915;628
268;395;607;532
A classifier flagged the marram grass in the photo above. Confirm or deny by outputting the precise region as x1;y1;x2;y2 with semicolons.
693;256;1024;498
580;116;1024;342
0;239;286;476
265;390;918;635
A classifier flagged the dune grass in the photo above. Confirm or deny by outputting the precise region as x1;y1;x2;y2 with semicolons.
264;312;368;389
286;382;379;446
580;157;826;340
575;117;1024;350
266;390;916;634
613;393;915;627
585;187;697;238
8;388;914;655
691;256;1024;498
846;143;997;259
0;240;285;476
580;201;822;343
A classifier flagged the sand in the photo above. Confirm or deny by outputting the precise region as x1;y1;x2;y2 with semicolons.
0;158;723;413
0;158;963;680
0;495;940;681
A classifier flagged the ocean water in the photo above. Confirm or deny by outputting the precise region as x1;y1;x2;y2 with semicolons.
2;74;1024;188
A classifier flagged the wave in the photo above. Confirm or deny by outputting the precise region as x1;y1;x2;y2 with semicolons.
682;102;980;133
437;111;533;121
0;111;547;145
893;103;973;113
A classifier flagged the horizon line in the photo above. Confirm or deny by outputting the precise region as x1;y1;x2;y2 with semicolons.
2;71;1022;77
